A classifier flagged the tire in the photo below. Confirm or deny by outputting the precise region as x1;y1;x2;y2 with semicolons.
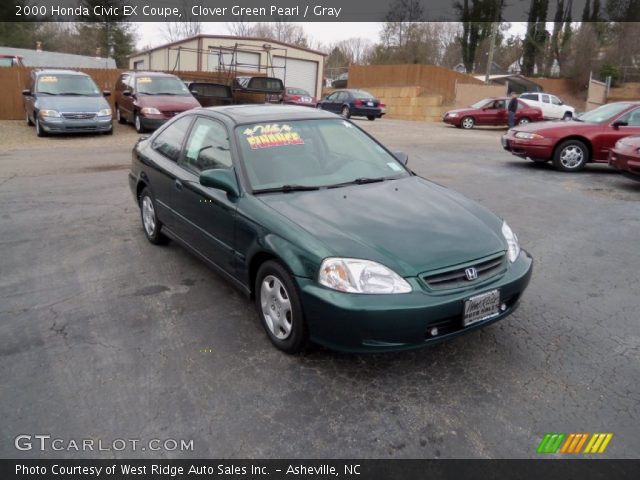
134;113;145;133
103;127;113;135
461;116;474;129
518;117;531;125
139;188;168;245
562;112;572;121
26;110;33;126
35;118;47;137
530;158;549;164
367;115;376;121
116;106;126;124
255;260;307;354
552;139;590;172
341;105;351;119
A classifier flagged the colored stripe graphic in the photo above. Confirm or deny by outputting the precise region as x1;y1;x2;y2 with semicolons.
584;433;613;454
539;433;613;454
560;433;589;453
537;433;565;454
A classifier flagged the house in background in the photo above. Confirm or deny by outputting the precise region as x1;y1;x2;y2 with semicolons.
0;45;116;69
128;35;326;99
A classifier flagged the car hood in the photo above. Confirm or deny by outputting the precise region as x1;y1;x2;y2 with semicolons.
35;95;110;112
135;95;200;110
445;107;477;115
258;176;506;277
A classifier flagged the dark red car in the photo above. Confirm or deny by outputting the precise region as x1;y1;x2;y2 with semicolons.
282;87;317;107
443;97;543;129
609;135;640;181
502;102;640;172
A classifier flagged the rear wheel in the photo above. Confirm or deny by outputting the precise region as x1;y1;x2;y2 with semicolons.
562;112;573;121
367;115;376;121
139;188;168;245
134;113;145;133
553;139;589;172
461;116;474;129
255;260;307;354
341;105;351;119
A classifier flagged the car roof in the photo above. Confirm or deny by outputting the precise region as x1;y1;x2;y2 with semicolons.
199;104;336;124
123;71;179;78
34;69;88;76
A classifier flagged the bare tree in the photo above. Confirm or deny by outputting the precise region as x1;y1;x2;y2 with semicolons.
161;1;202;42
226;21;253;37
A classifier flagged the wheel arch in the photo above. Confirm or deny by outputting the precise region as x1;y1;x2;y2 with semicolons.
553;135;594;162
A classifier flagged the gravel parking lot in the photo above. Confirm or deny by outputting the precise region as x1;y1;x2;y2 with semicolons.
1;118;638;459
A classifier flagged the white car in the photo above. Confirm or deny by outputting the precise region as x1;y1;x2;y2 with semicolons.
519;92;575;120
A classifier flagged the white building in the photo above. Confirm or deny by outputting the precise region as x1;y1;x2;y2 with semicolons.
128;35;326;98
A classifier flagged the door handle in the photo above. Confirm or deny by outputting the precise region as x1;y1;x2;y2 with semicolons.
174;179;183;191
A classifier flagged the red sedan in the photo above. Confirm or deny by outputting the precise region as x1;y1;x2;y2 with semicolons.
443;97;543;129
282;87;317;107
609;135;640;181
502;102;640;172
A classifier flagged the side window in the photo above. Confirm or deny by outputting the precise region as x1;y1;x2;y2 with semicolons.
495;100;506;109
336;92;347;102
551;96;562;105
182;117;232;172
542;94;550;103
326;92;336;101
521;94;536;101
151;116;193;162
617;108;640;126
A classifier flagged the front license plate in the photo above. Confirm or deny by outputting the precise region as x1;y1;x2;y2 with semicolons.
463;289;500;327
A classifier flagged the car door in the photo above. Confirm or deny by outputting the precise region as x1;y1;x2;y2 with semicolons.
120;74;135;121
493;99;507;125
173;116;238;275
540;94;552;118
141;116;194;231
595;107;640;160
321;92;337;112
550;95;564;118
476;100;499;125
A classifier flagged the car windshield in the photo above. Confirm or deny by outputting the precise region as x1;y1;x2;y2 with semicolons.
353;90;374;99
288;88;310;96
136;76;191;95
36;74;101;95
577;103;631;123
470;99;492;108
236;119;409;191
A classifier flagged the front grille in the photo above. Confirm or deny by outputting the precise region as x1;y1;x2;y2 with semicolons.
61;112;96;120
422;253;506;291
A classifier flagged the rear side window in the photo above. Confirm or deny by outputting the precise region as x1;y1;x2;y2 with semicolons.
182;117;232;172
521;94;537;101
542;94;550;103
152;116;192;162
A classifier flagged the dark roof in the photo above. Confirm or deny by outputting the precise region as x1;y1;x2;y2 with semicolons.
121;71;180;77
131;34;326;58
202;104;334;124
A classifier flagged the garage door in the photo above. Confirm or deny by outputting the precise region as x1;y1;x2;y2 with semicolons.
272;56;318;98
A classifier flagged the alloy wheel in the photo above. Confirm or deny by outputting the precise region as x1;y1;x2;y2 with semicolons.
559;145;584;169
141;196;156;236
260;275;293;340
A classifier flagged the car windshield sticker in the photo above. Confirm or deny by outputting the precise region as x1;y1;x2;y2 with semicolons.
342;121;353;128
387;162;403;172
242;124;304;150
40;76;58;82
137;77;153;83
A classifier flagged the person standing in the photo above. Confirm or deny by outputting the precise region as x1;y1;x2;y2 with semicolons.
507;92;518;128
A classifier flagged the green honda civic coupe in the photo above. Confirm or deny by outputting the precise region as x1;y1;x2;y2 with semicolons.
128;105;532;353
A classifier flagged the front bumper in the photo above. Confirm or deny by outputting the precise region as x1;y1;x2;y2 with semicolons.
139;115;169;130
39;117;112;134
443;115;460;126
608;149;640;181
297;251;533;352
501;134;554;159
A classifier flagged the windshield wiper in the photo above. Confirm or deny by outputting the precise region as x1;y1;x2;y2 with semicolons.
37;92;57;95
327;177;388;188
58;92;89;96
154;92;180;95
254;184;320;194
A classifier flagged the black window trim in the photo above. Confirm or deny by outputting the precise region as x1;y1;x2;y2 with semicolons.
151;114;196;164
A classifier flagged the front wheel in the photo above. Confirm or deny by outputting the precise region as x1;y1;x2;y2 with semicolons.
255;261;307;354
461;116;474;129
553;139;589;172
26;110;33;126
35;118;47;137
341;106;351;119
562;112;573;121
139;188;168;245
518;117;531;125
134;113;145;133
367;115;376;121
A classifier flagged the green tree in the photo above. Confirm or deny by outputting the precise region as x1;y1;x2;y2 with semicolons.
522;0;549;76
0;2;40;48
456;0;503;73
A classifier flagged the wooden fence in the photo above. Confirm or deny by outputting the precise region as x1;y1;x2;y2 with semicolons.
348;64;483;104
0;67;263;120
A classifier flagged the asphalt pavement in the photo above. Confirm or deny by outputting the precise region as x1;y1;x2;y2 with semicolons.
0;119;638;459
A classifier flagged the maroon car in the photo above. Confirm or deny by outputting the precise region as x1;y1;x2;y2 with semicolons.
114;71;200;133
443;97;543;129
282;87;317;107
502;102;640;172
609;135;640;181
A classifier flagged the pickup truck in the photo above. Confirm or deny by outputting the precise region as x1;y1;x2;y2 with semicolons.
519;92;575;120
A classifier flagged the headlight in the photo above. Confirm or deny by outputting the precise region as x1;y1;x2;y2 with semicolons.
515;132;544;140
502;222;521;263
140;107;161;115
447;112;459;118
318;258;412;294
39;109;60;118
97;108;112;117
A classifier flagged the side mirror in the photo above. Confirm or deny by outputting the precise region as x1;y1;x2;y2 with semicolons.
103;90;111;97
394;151;409;165
612;120;628;129
22;89;31;96
123;90;132;97
199;169;240;198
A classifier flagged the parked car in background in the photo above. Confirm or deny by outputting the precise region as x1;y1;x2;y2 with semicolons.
114;71;200;133
502;102;640;171
129;104;532;353
23;69;112;137
185;81;232;107
317;89;385;120
282;87;317;107
443;97;543;129
519;92;576;120
0;54;23;67
609;135;640;181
